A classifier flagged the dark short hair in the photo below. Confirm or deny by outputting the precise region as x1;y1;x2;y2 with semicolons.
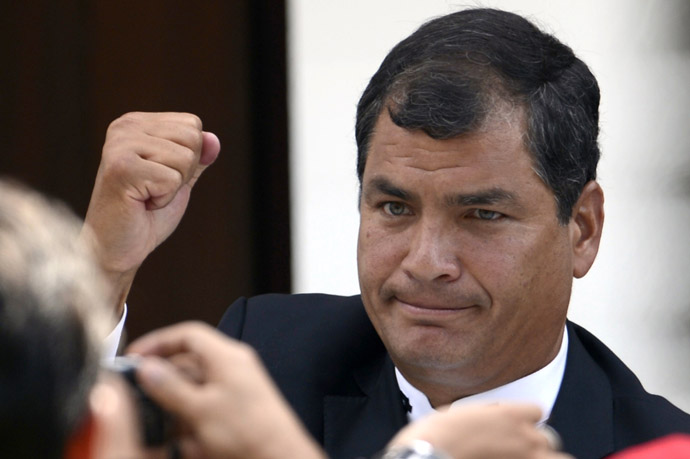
355;8;600;223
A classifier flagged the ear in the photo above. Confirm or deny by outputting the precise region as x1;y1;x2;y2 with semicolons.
569;181;605;278
64;411;97;459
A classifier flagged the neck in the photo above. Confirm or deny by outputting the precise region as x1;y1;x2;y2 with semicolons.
398;328;566;408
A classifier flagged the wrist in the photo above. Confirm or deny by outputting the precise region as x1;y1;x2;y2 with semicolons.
78;226;134;319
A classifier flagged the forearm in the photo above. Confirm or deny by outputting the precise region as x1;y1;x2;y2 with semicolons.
102;268;134;320
79;223;137;320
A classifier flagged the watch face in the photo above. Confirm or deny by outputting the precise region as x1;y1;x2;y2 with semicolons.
381;440;449;459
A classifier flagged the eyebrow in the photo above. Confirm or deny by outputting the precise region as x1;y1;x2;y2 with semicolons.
364;177;519;208
365;177;416;201
447;188;518;207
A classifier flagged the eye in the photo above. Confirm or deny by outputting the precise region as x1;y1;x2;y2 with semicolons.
471;209;503;221
382;202;410;216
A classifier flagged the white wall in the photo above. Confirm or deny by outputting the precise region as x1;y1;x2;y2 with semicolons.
287;0;690;411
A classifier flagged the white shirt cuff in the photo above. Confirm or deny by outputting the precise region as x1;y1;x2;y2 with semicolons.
102;303;127;361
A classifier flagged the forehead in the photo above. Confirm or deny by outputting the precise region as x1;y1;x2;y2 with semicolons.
364;110;539;190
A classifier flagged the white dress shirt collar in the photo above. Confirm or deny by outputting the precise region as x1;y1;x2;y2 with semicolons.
395;327;569;425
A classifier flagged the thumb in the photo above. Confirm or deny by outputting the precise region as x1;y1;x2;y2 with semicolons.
187;131;221;189
201;131;221;166
135;356;203;424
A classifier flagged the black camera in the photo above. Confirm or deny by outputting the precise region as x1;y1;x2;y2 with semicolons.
103;356;173;446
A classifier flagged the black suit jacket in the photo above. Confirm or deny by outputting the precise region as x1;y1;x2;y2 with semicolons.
218;293;690;459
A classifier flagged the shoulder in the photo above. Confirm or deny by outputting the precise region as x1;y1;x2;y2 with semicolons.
215;293;388;438
568;322;690;434
218;293;372;338
217;293;384;372
231;292;366;316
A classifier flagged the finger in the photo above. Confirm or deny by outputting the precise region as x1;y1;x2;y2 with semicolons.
121;111;203;134
135;356;205;424
101;137;191;205
493;402;543;424
137;131;201;185
128;321;226;359
106;112;207;186
136;129;219;193
447;402;542;424
128;322;255;384
122;155;186;211
135;119;219;182
140;121;203;152
108;112;203;154
168;352;205;383
102;150;185;212
538;424;562;451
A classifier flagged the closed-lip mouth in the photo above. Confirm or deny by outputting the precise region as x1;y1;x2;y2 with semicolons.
394;296;476;311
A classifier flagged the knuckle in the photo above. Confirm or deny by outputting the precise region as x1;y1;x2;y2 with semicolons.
186;113;203;130
107;115;128;133
186;320;211;334
235;341;260;363
191;129;204;152
112;111;140;125
101;132;136;164
102;151;135;178
106;113;142;138
175;147;197;179
179;125;204;155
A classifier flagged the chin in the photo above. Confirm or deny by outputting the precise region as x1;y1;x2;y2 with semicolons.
388;333;475;373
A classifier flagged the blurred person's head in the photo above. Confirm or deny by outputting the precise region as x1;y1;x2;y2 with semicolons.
0;179;153;458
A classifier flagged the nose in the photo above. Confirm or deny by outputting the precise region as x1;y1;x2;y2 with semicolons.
400;220;462;283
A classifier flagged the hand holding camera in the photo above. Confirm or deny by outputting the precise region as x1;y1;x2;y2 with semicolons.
125;322;326;459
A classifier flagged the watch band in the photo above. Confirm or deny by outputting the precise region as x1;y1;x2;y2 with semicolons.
378;440;452;459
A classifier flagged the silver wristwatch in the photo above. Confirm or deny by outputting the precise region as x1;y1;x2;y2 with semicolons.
379;440;452;459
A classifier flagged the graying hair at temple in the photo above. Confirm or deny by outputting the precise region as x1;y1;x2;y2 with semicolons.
0;179;112;459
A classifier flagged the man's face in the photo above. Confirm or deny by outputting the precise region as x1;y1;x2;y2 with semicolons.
357;111;577;402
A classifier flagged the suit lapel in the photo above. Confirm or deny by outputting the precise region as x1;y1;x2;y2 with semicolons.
549;322;615;459
323;355;408;459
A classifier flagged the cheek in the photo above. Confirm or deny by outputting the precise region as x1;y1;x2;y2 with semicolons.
457;232;519;278
357;221;405;286
466;231;566;299
532;238;573;303
489;232;572;309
